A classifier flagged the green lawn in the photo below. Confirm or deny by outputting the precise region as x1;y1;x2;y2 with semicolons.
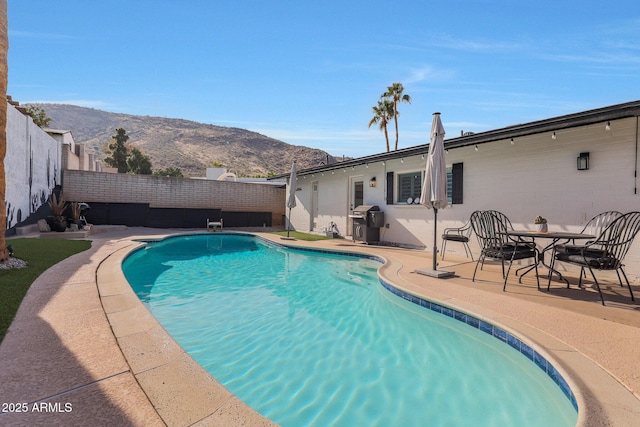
0;238;91;343
270;231;333;241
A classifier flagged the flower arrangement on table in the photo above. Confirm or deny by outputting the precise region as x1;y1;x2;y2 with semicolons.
534;215;548;232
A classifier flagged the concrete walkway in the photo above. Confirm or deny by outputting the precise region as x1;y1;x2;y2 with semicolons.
1;228;639;426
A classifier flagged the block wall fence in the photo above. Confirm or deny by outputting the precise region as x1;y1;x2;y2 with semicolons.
5;102;62;231
63;170;286;226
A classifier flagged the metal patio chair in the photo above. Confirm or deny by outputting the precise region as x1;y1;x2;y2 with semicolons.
579;211;623;239
548;211;640;305
470;210;539;291
441;212;478;260
548;210;622;285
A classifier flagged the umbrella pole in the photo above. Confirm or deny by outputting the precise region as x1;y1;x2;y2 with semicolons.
287;207;292;238
432;208;438;271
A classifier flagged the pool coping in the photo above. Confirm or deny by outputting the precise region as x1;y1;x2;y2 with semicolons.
98;231;640;426
2;228;639;426
97;238;277;426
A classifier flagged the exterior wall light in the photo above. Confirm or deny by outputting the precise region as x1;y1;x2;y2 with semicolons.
605;121;611;131
369;177;377;187
577;152;590;170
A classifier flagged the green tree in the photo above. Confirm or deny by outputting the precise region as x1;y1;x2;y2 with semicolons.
383;82;411;151
25;105;52;128
127;147;152;175
103;128;130;173
154;167;183;177
368;99;394;152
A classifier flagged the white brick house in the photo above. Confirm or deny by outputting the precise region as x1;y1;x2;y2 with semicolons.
272;100;640;280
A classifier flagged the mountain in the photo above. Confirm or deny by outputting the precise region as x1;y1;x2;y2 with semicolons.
38;103;335;178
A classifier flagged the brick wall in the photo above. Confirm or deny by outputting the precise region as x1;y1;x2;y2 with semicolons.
62;170;286;226
62;144;80;170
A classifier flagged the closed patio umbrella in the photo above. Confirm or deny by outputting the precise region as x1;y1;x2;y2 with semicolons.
283;161;297;239
417;112;453;278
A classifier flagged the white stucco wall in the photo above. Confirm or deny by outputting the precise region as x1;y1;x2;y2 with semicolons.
5;103;61;229
288;115;640;279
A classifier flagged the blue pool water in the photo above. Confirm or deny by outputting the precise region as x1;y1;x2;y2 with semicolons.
123;234;578;427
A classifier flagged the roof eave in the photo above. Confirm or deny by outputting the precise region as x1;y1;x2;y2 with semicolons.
268;100;640;179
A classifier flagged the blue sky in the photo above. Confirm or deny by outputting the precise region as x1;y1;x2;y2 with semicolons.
7;1;640;158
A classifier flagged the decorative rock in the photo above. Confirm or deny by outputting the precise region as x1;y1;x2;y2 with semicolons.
0;257;28;270
37;219;51;232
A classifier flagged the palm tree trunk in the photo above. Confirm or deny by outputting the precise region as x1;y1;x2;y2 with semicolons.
384;125;390;152
394;101;399;150
0;0;8;261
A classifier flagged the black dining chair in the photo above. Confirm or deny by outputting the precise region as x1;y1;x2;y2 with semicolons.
441;212;478;260
470;210;539;291
547;211;640;305
548;210;622;285
579;211;623;239
559;211;624;249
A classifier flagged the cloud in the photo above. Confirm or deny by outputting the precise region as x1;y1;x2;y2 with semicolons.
425;34;525;53
26;99;111;109
404;65;455;84
9;30;72;40
253;127;373;144
539;51;640;66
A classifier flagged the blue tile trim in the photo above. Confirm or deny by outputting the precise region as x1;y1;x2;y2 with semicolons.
379;278;579;412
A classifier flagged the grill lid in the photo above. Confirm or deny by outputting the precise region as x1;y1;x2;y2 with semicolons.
352;205;379;213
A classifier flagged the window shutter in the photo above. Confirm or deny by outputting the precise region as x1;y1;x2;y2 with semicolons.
386;172;394;204
452;163;463;204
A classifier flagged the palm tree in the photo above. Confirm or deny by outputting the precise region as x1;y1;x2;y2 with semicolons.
383;82;411;151
0;0;8;262
368;99;394;152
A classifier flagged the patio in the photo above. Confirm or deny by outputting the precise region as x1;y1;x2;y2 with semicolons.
0;227;639;426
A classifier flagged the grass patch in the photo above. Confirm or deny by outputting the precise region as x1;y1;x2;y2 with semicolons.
271;231;333;241
0;238;91;343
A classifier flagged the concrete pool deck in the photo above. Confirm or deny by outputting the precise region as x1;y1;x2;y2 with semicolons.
1;227;639;426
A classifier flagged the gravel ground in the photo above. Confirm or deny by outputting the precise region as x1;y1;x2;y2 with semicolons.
0;257;28;270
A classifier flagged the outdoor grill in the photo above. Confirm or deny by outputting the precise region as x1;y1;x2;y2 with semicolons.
349;205;385;244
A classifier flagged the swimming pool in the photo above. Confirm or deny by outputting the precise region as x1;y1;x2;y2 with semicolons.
123;233;578;427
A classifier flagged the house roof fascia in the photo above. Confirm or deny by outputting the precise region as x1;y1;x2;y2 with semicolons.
443;99;640;151
269;100;640;179
44;128;72;135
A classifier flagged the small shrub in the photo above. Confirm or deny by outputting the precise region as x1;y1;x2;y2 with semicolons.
69;202;81;221
48;193;67;219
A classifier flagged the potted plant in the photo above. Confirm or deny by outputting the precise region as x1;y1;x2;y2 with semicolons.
48;193;68;232
534;215;548;232
68;202;82;231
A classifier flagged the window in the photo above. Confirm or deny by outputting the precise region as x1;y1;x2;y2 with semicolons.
397;172;423;203
386;162;462;205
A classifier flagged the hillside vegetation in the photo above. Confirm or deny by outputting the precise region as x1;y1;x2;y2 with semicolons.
40;104;335;178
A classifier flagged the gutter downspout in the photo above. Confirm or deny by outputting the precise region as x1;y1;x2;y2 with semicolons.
631;118;639;285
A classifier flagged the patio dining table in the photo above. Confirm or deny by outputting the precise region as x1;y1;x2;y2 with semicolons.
505;230;596;286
